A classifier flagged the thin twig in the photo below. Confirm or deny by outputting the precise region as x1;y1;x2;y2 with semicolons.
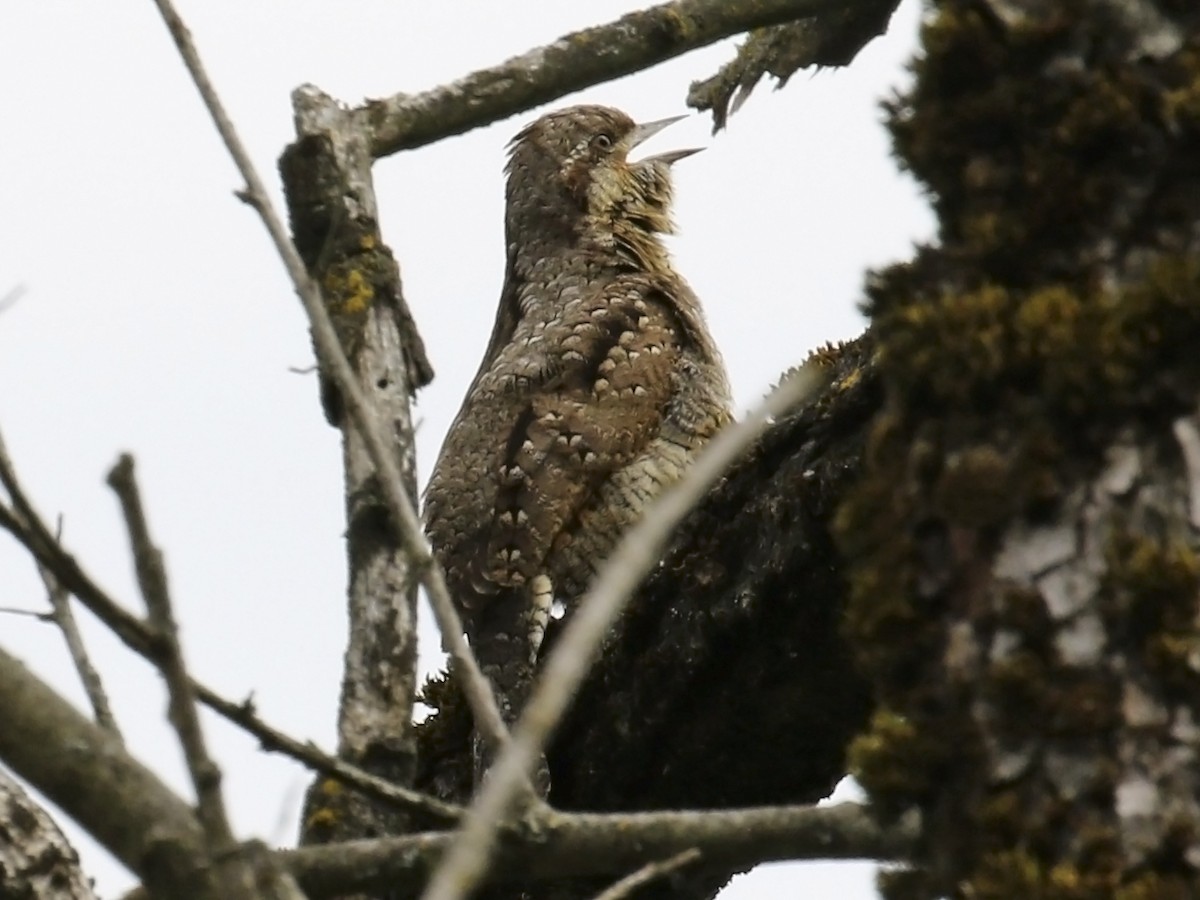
363;0;846;158
148;0;508;749
0;428;459;821
590;848;702;900
422;368;821;900
0;605;53;620
106;453;256;900
0;435;122;741
38;524;123;742
197;687;462;823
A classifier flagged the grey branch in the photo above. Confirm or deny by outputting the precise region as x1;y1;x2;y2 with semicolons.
0;426;455;823
106;453;259;900
0;634;912;897
590;848;702;900
284;802;913;897
199;687;462;824
0;644;216;897
0;433;122;742
38;546;123;743
363;0;848;158
422;368;821;900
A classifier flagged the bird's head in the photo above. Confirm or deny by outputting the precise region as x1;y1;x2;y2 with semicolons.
504;105;699;268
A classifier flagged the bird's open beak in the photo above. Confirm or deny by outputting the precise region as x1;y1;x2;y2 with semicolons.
631;115;703;165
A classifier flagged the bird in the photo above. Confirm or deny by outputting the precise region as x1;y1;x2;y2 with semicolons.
423;104;732;790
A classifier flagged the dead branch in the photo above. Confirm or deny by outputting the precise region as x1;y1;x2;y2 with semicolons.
37;545;123;742
0;645;218;898
590;849;702;900
0;428;455;823
107;453;260;899
363;0;854;157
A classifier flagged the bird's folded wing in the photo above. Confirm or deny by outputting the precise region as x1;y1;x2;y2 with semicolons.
480;278;685;592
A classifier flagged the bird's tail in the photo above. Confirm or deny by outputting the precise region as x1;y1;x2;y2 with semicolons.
470;590;550;795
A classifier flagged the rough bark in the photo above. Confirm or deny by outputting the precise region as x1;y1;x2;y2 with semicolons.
837;1;1200;896
279;86;432;851
0;648;220;900
0;768;97;900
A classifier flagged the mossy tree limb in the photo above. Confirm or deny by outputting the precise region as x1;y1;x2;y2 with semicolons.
841;1;1200;896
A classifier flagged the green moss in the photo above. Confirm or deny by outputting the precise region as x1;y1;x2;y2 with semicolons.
1103;529;1200;696
848;708;962;815
878;867;938;900
1115;873;1200;900
836;2;1200;894
301;778;345;841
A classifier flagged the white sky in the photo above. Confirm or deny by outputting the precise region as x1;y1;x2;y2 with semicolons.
0;2;933;897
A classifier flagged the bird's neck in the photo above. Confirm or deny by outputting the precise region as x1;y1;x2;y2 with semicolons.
507;219;674;283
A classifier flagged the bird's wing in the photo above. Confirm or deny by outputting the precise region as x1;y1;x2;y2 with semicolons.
478;276;684;596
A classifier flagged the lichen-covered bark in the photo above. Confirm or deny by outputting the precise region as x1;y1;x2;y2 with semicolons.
279;89;432;850
838;1;1200;896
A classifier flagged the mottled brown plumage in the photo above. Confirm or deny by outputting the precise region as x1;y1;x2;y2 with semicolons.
423;105;731;782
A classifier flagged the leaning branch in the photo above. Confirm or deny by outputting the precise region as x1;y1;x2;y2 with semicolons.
363;0;847;157
150;0;508;754
199;687;462;823
37;526;123;743
0;645;213;895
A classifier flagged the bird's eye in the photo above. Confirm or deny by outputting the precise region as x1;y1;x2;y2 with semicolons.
593;133;613;150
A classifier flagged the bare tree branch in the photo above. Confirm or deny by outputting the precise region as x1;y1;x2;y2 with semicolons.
0;627;912;900
146;0;508;758
590;849;701;900
687;0;901;130
200;687;462;824
38;519;123;743
283;802;913;897
0;427;456;823
362;0;849;158
0;604;52;619
106;453;259;900
422;368;821;900
0;644;218;898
